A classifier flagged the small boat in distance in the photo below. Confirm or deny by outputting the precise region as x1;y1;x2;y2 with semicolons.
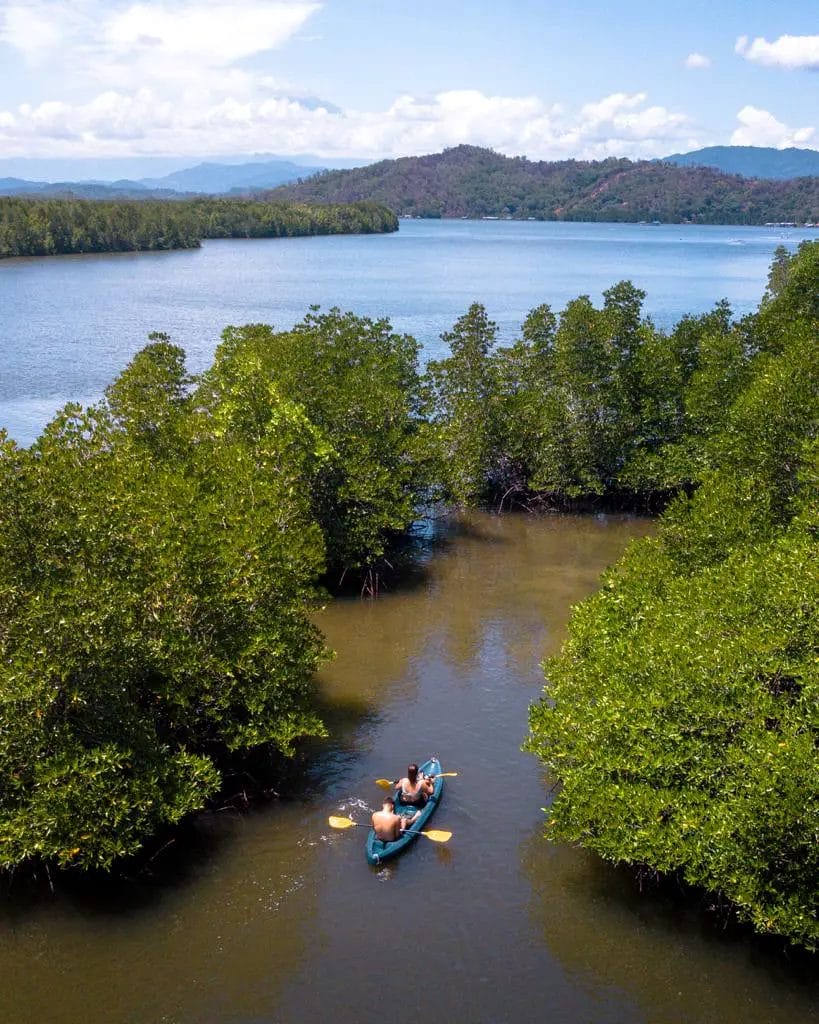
366;757;443;865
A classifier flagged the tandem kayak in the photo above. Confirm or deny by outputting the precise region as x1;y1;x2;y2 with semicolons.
366;757;443;866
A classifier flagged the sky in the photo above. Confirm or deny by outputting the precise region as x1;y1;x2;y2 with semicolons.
0;0;817;176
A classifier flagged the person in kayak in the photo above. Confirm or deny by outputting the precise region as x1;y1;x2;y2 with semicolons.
371;797;420;841
395;763;435;807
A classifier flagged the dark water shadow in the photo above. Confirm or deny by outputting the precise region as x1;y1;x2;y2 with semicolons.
521;829;819;1023
0;687;378;920
0;812;233;920
322;511;510;599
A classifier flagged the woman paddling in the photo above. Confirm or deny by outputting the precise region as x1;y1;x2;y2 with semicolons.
395;763;434;808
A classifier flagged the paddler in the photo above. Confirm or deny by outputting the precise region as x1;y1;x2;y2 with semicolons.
395;763;434;808
371;797;420;841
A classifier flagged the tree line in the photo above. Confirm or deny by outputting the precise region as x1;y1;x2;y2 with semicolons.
525;241;818;951
0;241;815;949
0;197;398;258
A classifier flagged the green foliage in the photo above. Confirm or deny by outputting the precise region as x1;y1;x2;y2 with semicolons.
191;198;397;239
627;304;751;490
530;284;649;495
202;308;425;574
105;335;191;456
526;510;819;949
0;197;397;258
425;304;500;504
427;284;740;504
0;343;329;869
0;301;427;871
526;242;819;949
751;239;819;355
424;244;812;508
487;304;559;501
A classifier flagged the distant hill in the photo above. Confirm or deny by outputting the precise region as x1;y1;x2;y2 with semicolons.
0;158;322;199
267;145;819;225
0;178;182;200
663;146;819;180
0;177;44;195
5;147;818;222
0;152;365;183
138;158;321;193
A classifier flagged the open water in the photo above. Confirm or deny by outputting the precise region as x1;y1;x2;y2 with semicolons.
1;218;815;446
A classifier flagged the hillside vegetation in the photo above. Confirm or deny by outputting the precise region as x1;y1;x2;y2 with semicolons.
270;145;819;224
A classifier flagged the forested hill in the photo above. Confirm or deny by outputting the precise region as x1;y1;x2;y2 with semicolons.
268;145;819;224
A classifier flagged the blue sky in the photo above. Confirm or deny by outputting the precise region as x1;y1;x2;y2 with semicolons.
0;0;816;174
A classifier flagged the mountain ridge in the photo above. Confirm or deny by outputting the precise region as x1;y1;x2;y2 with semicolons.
0;157;325;199
266;145;819;225
3;146;818;223
662;145;819;180
137;158;322;193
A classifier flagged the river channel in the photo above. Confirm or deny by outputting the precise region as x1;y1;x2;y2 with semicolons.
1;513;816;1024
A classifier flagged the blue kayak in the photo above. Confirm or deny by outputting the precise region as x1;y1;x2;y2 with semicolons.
366;757;443;866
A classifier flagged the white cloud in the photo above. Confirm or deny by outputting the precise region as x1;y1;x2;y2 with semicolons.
103;2;321;66
0;86;697;162
0;1;321;83
736;34;819;70
730;106;815;148
0;3;699;163
684;52;711;70
0;2;79;62
580;92;646;125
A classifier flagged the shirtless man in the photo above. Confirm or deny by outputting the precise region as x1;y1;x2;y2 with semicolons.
371;797;419;841
395;763;434;808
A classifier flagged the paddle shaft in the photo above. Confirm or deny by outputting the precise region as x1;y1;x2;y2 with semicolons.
328;816;451;841
375;772;458;789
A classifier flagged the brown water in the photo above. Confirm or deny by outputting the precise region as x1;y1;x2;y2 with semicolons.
0;513;816;1024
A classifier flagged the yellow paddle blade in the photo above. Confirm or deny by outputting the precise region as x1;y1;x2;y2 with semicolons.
328;816;357;829
437;772;458;778
375;778;394;790
419;829;452;842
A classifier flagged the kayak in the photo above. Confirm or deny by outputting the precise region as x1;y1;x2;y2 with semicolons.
366;757;443;866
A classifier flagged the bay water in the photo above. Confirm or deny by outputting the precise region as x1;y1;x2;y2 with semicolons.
1;219;814;446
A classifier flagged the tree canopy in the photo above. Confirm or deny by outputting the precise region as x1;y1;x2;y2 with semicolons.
0;197;397;258
526;241;819;950
0;340;329;868
203;308;425;575
0;307;428;869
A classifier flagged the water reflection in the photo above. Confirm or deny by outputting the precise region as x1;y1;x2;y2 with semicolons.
522;833;818;1024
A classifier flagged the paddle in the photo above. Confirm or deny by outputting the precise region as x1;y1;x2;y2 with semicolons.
375;773;459;790
328;816;452;842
